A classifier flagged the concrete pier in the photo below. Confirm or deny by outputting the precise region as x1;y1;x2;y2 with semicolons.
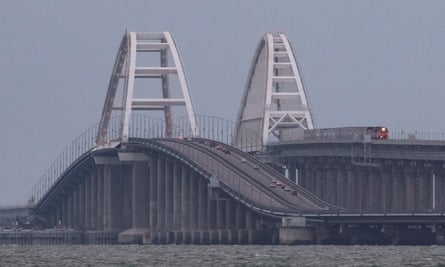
118;162;149;244
292;159;444;214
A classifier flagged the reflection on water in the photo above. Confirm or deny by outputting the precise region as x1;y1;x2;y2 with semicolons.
1;245;445;266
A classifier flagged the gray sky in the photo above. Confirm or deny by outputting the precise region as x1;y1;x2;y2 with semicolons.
1;0;444;204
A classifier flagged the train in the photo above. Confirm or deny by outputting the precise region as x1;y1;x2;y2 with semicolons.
302;126;389;141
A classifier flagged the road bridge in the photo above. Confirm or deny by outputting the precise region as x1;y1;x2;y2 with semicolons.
264;138;445;213
19;31;445;245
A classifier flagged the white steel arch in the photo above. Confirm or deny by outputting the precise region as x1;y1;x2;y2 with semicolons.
96;31;197;145
234;32;315;148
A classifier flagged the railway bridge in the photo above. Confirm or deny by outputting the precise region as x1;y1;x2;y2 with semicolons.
23;31;445;245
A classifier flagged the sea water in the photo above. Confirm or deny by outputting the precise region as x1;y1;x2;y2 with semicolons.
1;245;445;266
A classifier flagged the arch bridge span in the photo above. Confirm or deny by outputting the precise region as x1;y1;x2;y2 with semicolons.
31;133;339;245
24;31;445;245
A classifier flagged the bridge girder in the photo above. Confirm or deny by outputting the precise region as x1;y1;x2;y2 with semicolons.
96;32;198;145
235;32;315;149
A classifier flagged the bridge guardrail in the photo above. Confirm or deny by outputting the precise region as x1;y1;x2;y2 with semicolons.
28;113;445;209
390;131;445;141
29;115;263;206
28;120;101;205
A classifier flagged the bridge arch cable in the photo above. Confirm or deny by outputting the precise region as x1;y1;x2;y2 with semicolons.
234;32;315;150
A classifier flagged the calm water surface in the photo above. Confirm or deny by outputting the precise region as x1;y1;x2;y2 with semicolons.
1;245;445;266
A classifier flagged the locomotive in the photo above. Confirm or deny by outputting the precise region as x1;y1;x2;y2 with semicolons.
302;126;389;141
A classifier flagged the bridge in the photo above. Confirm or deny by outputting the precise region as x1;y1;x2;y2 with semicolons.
18;31;445;245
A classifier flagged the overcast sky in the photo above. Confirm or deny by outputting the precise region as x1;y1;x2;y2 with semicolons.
1;0;444;204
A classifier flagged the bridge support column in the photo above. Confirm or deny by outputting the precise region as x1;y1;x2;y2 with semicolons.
226;198;236;244
157;158;166;242
198;176;208;231
96;166;104;230
326;167;337;204
434;171;444;212
181;166;190;243
89;172;97;230
405;168;416;212
346;167;357;209
358;169;368;212
149;157;158;235
190;172;199;231
336;168;346;208
79;178;85;230
181;170;194;244
381;170;392;213
105;165;123;231
172;161;181;232
299;165;307;188
304;165;314;193
121;165;133;231
55;203;61;227
368;170;380;210
84;175;91;230
208;195;217;231
246;210;263;244
216;192;228;244
119;162;149;244
417;168;431;212
315;168;324;199
67;191;73;228
236;205;247;244
235;203;246;244
62;199;68;227
216;191;226;231
73;187;79;230
392;168;403;212
103;168;109;230
165;160;173;232
226;197;235;229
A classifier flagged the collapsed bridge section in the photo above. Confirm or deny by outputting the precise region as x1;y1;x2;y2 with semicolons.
31;138;337;245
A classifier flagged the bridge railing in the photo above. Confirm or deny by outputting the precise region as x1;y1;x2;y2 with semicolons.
172;114;263;152
28;121;99;205
390;131;445;141
289;128;445;143
122;114;263;151
29;115;170;205
128;115;166;139
29;114;263;206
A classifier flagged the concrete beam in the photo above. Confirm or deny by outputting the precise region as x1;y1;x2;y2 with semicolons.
94;156;120;165
118;152;149;162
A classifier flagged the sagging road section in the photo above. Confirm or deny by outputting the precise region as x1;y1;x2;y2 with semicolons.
26;138;445;245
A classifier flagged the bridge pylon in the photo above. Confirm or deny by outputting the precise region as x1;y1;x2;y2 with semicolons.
96;31;197;145
235;32;314;148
